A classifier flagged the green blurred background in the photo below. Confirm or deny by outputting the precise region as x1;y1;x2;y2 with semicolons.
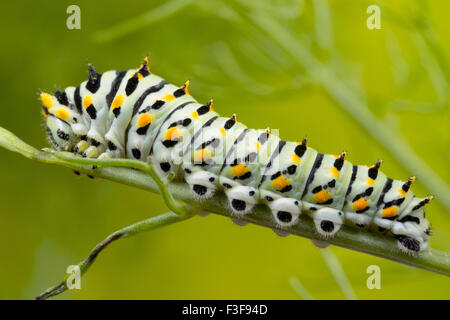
0;0;448;299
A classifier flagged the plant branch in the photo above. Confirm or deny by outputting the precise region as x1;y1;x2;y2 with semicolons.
1;126;449;290
43;148;192;217
289;277;314;300
35;211;192;300
319;248;357;300
92;0;194;43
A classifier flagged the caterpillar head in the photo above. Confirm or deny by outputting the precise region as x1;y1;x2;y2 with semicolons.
391;196;432;254
44;114;78;151
40;92;77;151
40;92;87;137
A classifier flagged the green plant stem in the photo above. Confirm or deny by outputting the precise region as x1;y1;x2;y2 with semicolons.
289;277;315;300
92;0;193;43
35;211;192;300
43;149;191;217
1;126;449;278
319;248;357;300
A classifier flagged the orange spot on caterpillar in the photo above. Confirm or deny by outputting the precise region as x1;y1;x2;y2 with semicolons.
272;176;290;191
331;167;340;178
40;92;53;108
111;94;124;110
352;198;370;211
137;113;154;127
164;127;183;140
83;95;92;109
382;206;398;217
292;153;302;164
55;107;70;120
194;148;213;163
313;190;332;204
184;80;190;96
163;94;175;101
232;164;249;177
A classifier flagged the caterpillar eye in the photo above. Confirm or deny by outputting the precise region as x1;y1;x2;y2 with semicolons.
45;115;77;151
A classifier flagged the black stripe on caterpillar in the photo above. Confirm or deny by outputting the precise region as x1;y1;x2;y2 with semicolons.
40;57;433;254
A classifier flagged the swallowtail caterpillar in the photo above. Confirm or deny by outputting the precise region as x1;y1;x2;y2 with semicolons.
40;57;433;254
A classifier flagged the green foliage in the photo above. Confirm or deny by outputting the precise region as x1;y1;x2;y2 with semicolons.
0;0;448;299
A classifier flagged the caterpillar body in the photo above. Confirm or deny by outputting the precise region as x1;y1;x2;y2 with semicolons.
40;58;432;254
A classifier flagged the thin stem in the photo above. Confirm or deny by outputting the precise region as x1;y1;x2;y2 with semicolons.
319;248;357;300
1;127;450;278
92;0;194;43
44;149;190;217
35;211;193;300
289;277;315;300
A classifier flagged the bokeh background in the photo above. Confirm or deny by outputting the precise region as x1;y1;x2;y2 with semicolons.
0;0;449;299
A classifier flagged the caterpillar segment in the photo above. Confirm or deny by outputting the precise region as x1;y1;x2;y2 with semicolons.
40;58;433;254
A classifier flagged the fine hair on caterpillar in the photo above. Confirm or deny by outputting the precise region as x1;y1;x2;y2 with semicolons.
40;57;433;255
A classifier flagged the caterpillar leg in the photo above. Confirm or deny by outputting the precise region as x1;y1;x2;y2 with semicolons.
273;229;290;237
371;216;424;254
197;212;211;217
231;218;249;227
345;212;372;230
74;140;89;155
184;170;217;200
267;197;302;228
379;196;431;254
225;185;259;216
82;145;100;158
311;239;330;248
394;234;423;254
311;207;344;237
391;221;427;254
98;152;113;160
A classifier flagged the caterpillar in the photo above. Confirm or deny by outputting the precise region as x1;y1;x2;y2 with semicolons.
40;57;433;254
